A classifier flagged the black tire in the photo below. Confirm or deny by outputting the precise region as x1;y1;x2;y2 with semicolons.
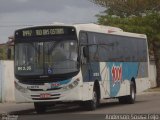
118;96;127;104
126;81;136;104
118;81;136;104
34;102;46;114
86;90;99;110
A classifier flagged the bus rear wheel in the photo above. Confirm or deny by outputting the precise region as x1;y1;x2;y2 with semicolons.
118;81;136;104
34;102;47;114
126;81;136;104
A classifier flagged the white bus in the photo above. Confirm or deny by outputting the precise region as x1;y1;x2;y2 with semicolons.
14;23;150;113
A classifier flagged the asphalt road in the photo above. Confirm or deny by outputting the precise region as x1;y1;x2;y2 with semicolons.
10;92;160;120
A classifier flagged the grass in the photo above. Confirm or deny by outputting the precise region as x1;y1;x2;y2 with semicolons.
144;87;160;92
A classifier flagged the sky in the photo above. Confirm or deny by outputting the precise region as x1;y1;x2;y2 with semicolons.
0;0;104;43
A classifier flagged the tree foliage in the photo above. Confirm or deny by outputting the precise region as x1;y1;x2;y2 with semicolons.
0;46;6;60
91;0;160;17
91;0;160;87
98;13;160;38
0;45;13;60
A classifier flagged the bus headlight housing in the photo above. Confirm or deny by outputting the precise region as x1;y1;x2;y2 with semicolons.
63;78;80;90
15;82;28;93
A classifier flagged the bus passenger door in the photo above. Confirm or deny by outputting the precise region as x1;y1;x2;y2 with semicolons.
80;46;94;100
79;31;93;100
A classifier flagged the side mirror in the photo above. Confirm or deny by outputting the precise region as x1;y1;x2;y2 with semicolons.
83;46;89;58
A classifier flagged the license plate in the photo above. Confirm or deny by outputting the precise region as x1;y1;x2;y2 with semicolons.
40;93;51;98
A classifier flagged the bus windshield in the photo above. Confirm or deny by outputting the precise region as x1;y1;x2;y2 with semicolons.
15;40;78;76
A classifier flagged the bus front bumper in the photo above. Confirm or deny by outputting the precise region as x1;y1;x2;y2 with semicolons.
15;86;83;103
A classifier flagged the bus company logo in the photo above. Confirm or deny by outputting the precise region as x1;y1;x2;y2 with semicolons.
111;64;122;87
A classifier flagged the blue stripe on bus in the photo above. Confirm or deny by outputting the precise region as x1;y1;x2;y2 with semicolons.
50;79;71;88
59;79;71;85
107;62;139;97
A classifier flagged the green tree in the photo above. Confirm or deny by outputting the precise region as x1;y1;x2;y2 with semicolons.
91;0;160;87
91;0;160;17
0;47;6;60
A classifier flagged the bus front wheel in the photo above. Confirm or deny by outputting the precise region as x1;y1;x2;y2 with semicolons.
86;89;99;110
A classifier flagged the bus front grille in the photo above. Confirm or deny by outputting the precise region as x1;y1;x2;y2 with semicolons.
32;97;60;100
29;87;62;91
31;94;60;100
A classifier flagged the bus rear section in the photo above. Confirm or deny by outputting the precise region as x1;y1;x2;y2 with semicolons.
78;29;150;107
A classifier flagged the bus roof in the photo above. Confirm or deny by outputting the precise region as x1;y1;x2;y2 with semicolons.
74;23;123;33
110;31;147;39
73;23;147;39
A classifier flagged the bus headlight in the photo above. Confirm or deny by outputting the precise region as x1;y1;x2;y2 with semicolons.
15;82;28;93
63;78;80;90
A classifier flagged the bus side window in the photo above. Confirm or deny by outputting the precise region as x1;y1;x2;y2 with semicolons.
79;31;88;45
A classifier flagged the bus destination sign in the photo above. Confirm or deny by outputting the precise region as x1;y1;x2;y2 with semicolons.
15;26;76;39
22;28;64;37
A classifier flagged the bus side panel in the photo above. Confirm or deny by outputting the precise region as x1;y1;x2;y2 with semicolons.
136;77;150;94
106;62;149;97
99;62;110;99
81;63;97;101
107;62;139;97
82;82;94;101
136;62;150;93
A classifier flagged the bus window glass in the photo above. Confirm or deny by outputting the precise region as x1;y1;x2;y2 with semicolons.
15;42;44;75
86;31;147;62
15;40;78;75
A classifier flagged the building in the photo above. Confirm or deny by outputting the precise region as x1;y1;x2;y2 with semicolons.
0;36;14;60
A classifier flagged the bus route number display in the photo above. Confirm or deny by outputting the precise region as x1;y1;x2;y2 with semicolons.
22;28;64;37
17;66;32;71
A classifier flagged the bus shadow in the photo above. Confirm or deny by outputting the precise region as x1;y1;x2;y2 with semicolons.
98;99;149;109
10;99;149;115
10;104;85;115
